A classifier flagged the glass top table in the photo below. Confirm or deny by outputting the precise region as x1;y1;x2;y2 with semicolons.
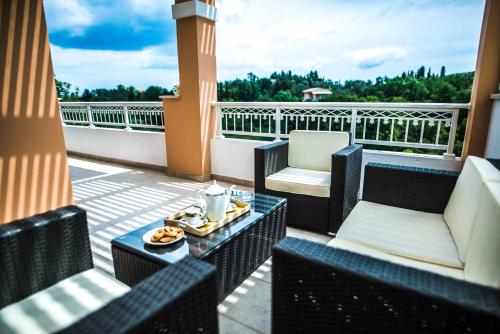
111;193;287;301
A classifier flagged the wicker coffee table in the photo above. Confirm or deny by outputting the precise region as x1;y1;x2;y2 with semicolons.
111;193;287;302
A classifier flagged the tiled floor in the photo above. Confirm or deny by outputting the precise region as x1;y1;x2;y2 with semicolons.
69;155;332;334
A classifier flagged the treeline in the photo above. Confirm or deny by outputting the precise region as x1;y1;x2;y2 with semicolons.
56;65;473;104
218;66;473;103
56;81;174;102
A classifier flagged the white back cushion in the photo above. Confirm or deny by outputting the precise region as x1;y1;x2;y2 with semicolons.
444;156;500;261
288;130;350;172
464;181;500;288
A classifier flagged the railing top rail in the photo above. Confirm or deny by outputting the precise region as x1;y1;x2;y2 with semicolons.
59;101;163;105
211;101;471;110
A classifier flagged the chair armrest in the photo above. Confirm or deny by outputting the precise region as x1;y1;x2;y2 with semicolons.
272;237;500;334
60;256;218;334
0;205;93;308
329;144;363;233
255;140;289;193
363;163;460;213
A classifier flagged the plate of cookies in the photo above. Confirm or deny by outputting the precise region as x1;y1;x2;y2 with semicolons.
143;225;185;246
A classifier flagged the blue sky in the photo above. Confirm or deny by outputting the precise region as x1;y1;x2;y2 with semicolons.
45;0;485;90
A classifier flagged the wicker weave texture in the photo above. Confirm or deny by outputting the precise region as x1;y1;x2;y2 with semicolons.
0;205;93;308
266;189;330;232
204;201;287;301
60;256;219;334
255;140;289;194
272;237;500;334
363;163;459;213
330;144;363;232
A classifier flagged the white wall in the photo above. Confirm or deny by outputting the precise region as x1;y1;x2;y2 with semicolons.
63;126;167;167
211;137;268;181
485;95;500;159
210;138;463;184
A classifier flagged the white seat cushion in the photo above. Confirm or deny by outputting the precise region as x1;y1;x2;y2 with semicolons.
444;156;500;261
327;238;464;280
464;181;500;288
337;201;462;268
0;269;130;334
265;167;331;197
288;130;349;172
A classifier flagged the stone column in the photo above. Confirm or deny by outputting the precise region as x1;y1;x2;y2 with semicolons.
463;0;500;158
161;0;218;182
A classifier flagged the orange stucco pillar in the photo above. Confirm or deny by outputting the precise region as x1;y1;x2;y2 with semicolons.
0;0;74;224
161;0;217;182
463;0;500;158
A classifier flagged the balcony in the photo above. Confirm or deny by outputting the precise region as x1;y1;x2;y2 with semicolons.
2;0;500;333
60;100;469;186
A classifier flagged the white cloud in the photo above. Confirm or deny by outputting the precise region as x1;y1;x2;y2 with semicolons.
345;47;409;69
51;44;179;90
44;0;93;36
128;0;170;20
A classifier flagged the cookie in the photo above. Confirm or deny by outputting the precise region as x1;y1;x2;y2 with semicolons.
160;236;175;243
152;228;164;241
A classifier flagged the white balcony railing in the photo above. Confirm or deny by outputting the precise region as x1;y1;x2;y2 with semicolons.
212;102;470;156
59;102;164;130
59;101;470;156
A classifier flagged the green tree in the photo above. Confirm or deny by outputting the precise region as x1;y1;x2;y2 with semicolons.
440;66;446;77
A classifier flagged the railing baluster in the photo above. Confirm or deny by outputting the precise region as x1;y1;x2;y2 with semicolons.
419;120;425;144
390;119;394;142
435;121;441;145
376;118;380;141
275;106;281;141
87;105;94;127
363;118;367;139
404;120;409;143
350;108;357;141
124;105;131;130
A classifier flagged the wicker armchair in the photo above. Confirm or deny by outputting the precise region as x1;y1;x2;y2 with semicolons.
271;161;500;333
255;131;362;234
0;206;218;334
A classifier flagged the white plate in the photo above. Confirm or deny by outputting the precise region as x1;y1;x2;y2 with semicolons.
226;203;237;213
179;215;208;228
143;228;185;246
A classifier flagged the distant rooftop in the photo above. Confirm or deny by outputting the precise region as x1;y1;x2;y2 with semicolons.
302;87;332;95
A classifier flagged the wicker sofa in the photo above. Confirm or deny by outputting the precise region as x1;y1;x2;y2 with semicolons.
272;157;500;333
255;130;362;234
0;206;218;334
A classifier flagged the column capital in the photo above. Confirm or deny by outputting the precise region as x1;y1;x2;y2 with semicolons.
172;0;217;22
